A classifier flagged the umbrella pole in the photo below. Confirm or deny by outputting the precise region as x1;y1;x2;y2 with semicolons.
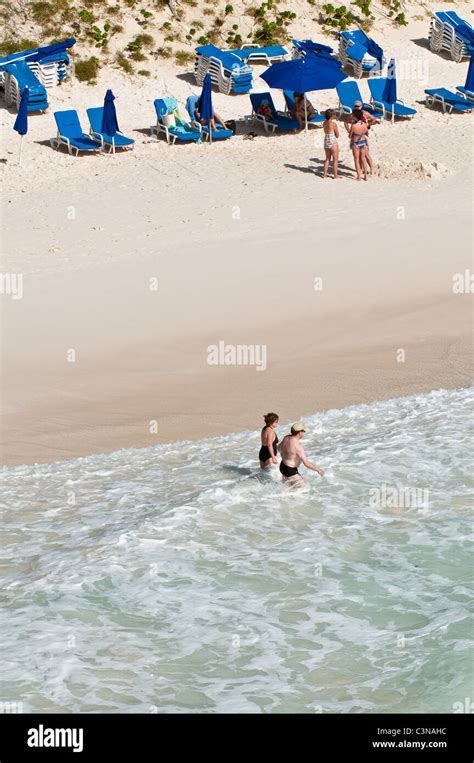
304;94;308;135
18;135;24;166
209;121;212;144
113;137;115;155
392;106;394;125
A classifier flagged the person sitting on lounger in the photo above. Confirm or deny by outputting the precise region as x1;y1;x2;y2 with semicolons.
292;92;316;129
256;99;273;119
344;100;377;174
279;422;324;489
194;97;228;131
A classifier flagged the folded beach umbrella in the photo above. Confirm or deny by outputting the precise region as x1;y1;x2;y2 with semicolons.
382;58;397;123
199;72;214;143
465;55;474;93
261;55;347;133
13;86;29;165
101;89;119;153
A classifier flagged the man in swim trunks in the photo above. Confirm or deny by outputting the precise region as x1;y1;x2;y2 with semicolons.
278;423;324;489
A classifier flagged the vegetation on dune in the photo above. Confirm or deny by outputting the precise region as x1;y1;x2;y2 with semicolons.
74;54;100;81
1;0;413;80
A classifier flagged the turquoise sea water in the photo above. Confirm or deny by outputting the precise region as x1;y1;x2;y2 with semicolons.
1;387;473;713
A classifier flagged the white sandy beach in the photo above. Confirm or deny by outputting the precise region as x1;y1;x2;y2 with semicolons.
1;6;473;466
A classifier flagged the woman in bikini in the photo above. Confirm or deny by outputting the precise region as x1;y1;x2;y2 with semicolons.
348;109;369;181
258;412;280;470
322;109;340;179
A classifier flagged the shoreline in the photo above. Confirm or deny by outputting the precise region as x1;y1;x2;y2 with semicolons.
2;15;473;468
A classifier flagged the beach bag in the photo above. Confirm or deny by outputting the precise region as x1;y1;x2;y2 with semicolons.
162;113;176;128
226;119;237;135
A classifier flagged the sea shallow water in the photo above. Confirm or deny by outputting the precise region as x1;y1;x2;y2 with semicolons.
1;387;473;713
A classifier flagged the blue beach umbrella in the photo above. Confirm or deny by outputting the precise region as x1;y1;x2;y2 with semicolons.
199;73;214;143
261;55;347;132
465;56;474;93
13;86;29;165
101;89;119;153
382;58;397;124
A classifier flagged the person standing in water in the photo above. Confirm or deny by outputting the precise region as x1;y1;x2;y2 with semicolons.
259;413;280;470
279;423;324;489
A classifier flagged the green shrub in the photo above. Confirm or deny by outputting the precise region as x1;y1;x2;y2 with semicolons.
321;4;355;31
156;45;172;57
0;38;39;55
78;8;95;23
225;3;234;14
354;0;372;17
138;68;151;75
116;52;134;73
197;35;209;44
175;49;194;65
75;56;100;81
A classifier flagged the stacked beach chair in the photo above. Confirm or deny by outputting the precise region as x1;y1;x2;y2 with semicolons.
194;45;252;94
337;30;384;78
0;39;75;112
194;44;289;94
428;12;474;62
292;39;335;60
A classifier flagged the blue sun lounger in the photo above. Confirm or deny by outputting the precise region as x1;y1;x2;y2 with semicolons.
368;78;417;119
232;45;289;64
151;98;202;144
248;92;299;133
336;80;382;119
456;86;474;101
424;88;474;113
86;107;135;152
185;95;233;140
283;91;325;126
51;110;102;154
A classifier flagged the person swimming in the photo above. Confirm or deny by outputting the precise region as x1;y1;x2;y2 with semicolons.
279;423;324;489
259;413;280;469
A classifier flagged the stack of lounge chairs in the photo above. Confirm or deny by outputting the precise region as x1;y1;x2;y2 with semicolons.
194;45;252;94
338;30;385;78
428;11;474;62
2;61;48;112
194;44;289;94
292;39;335;61
0;38;75;112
